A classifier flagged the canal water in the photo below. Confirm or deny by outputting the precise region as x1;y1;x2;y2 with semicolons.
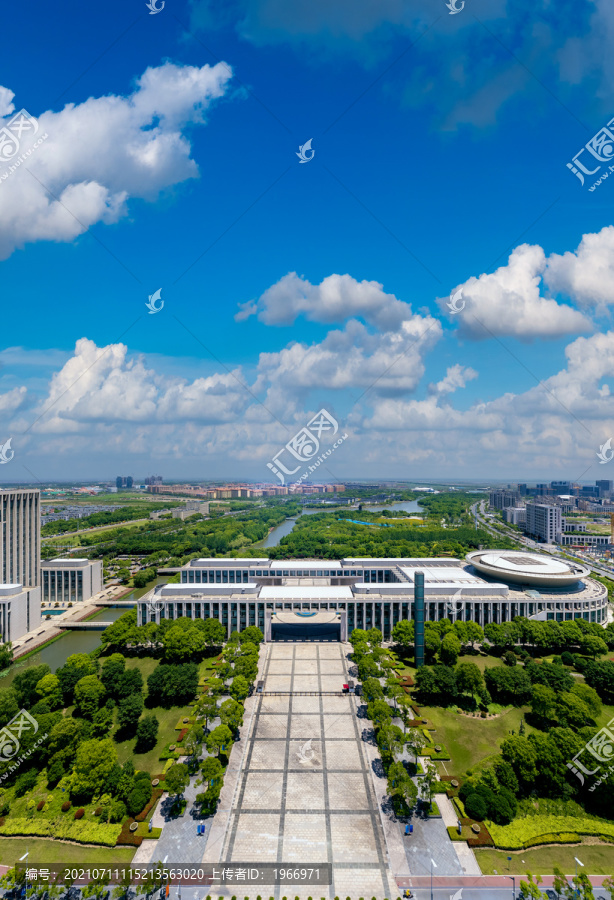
261;499;424;548
0;580;165;685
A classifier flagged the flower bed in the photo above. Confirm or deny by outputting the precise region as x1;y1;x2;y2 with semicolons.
178;728;188;742
117;819;144;847
488;815;614;850
0;818;121;846
423;745;450;761
175;715;196;731
135;788;164;822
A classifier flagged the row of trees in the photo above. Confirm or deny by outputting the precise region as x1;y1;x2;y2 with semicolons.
101;610;227;660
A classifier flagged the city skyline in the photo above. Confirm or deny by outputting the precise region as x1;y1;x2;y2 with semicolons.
2;0;614;482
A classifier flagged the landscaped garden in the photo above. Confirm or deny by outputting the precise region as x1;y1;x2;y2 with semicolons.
0;610;263;864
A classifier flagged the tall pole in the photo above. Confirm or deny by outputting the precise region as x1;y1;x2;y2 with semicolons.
415;572;425;668
430;858;437;900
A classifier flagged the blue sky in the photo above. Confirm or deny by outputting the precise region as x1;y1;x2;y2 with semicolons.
1;0;614;484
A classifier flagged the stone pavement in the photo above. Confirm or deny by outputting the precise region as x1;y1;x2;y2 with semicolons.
207;642;398;900
436;793;481;876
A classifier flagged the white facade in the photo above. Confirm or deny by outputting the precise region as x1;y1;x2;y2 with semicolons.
40;558;103;604
0;489;40;588
137;553;608;640
525;502;563;543
0;584;41;642
502;507;526;525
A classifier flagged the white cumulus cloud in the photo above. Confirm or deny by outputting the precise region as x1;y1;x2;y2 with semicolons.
440;244;593;341
0;61;232;259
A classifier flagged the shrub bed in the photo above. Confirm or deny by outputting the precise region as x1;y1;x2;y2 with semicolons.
423;745;451;761
135;788;164;822
117;819;143;847
0;818;121;846
487;815;614;850
523;832;580;848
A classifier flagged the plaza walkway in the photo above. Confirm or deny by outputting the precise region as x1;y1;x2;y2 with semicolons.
205;642;398;899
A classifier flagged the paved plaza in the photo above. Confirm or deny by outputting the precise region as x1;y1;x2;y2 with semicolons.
208;642;398;899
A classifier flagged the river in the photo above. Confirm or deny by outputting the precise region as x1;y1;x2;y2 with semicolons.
0;580;164;685
261;499;424;547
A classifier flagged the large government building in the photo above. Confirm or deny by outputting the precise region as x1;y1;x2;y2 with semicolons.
139;551;607;641
0;488;41;642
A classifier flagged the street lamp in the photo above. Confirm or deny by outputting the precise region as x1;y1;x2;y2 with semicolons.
505;873;516;899
19;851;29;900
574;857;584;897
430;858;437;900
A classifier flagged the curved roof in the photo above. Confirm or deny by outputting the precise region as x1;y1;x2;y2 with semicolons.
466;550;589;586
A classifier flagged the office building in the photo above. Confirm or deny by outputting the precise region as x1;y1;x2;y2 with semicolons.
489;490;521;510
145;475;163;486
596;480;613;499
138;551;607;639
40;558;103;604
525;502;562;543
502;507;526;526
0;584;40;643
0;489;40;588
115;476;134;489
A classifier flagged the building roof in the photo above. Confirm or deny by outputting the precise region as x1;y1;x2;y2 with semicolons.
467;550;589;586
260;585;353;599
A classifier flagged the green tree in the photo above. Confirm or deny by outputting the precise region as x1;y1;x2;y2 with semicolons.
165;762;189;801
100;653;126;695
201;755;223;788
135;713;159;752
239;625;263;644
71;738;118;801
219;699;244;733
116;693;144;734
35;673;63;709
376;723;404;762
456;661;483;696
74;675;106;718
362;676;384;702
391;620;414;648
206;724;233;757
388;760;418;809
230;675;249;702
367;699;393;728
196;694;220;731
440;632;462;666
530;684;558;723
581;634;608;659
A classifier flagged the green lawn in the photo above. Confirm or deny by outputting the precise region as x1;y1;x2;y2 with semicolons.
112;656;194;773
421;704;532;775
0;837;136;866
476;844;614;876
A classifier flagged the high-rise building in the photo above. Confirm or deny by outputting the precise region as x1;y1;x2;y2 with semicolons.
126;476;133;489
596;480;613;498
525;502;562;543
0;489;41;642
489;490;521;509
0;489;40;587
116;476;123;490
517;484;527;495
116;476;134;489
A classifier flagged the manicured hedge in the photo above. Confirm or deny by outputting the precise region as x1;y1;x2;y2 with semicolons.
135;788;164;822
523;832;579;848
488;815;614;850
423;745;451;761
0;818;121;846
